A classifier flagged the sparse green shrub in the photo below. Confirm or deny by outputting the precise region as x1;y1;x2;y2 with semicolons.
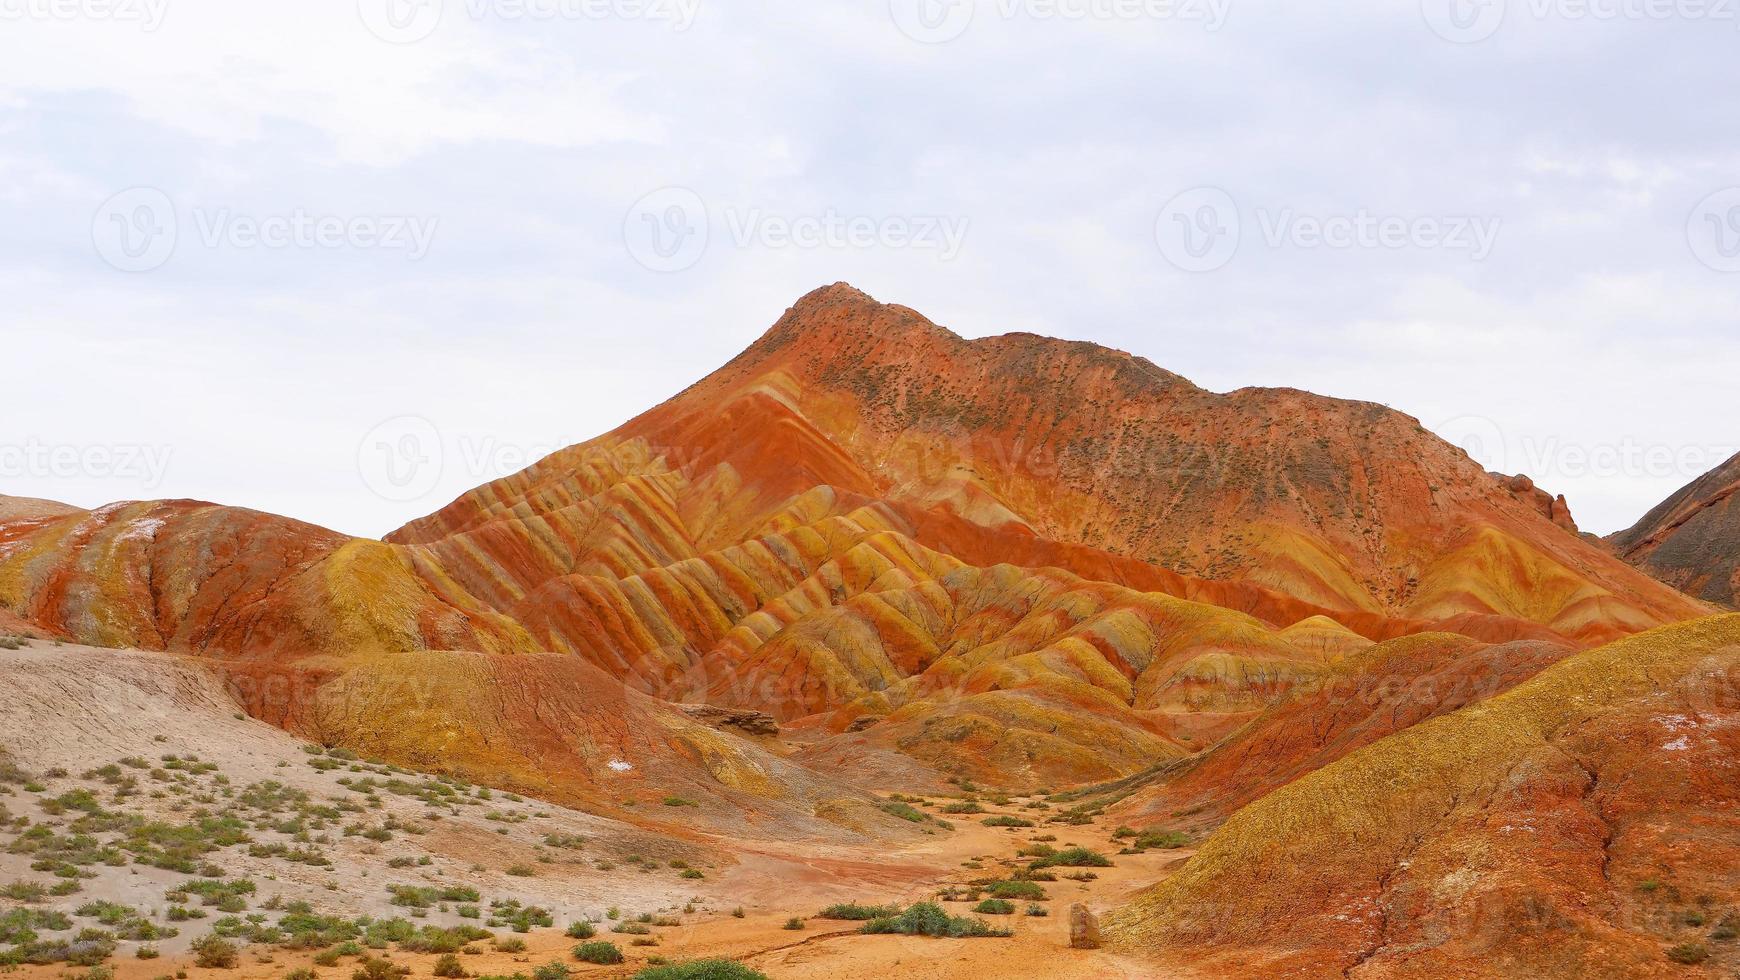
1667;943;1708;965
434;953;468;978
1028;847;1110;870
565;920;595;940
816;903;900;921
1131;830;1190;850
859;903;1010;939
972;900;1014;915
352;956;406;980
782;918;804;931
985;880;1046;901
192;934;239;969
630;961;768;980
572;942;623;965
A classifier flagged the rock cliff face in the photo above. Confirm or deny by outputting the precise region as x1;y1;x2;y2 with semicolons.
1611;452;1740;607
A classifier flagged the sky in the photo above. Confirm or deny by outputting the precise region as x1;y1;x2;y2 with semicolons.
2;0;1737;539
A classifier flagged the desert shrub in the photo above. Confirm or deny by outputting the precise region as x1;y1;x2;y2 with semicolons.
940;802;983;814
630;961;767;980
880;802;926;823
492;936;526;953
1132;830;1190;850
611;922;650;935
2;880;48;902
572;942;623;965
352;956;407;980
434;953;469;978
388;885;480;908
1029;847;1110;870
782;918;804;931
985;880;1046;901
285;971;318;980
972;900;1014;916
136;945;161;959
1667;943;1708;965
488;900;552;933
565;920;595;939
192;934;239;969
816;903;900;921
859;903;1010;939
981;816;1032;828
1025;904;1047;917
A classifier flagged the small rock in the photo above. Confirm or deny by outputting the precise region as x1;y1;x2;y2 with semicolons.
1069;903;1101;950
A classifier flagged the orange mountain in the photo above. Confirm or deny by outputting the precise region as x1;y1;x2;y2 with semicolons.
0;284;1708;797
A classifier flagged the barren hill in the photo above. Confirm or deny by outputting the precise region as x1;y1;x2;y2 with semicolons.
0;286;1711;797
1611;453;1740;607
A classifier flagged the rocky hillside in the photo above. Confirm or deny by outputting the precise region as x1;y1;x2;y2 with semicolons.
1611;453;1740;607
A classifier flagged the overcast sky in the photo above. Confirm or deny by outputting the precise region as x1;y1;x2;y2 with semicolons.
3;0;1737;539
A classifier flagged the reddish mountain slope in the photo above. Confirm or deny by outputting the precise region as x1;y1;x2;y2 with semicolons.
1104;631;1574;831
1104;614;1740;978
1611;452;1740;607
0;285;1709;795
401;282;1699;642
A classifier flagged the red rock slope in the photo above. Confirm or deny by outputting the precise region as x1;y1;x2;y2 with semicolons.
0;285;1710;792
1104;614;1740;978
1610;452;1740;607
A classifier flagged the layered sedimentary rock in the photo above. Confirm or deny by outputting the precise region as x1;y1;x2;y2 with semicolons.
0;284;1711;795
1103;615;1740;978
1611;452;1740;607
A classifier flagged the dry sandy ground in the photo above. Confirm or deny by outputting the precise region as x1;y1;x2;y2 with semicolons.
0;642;1194;978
